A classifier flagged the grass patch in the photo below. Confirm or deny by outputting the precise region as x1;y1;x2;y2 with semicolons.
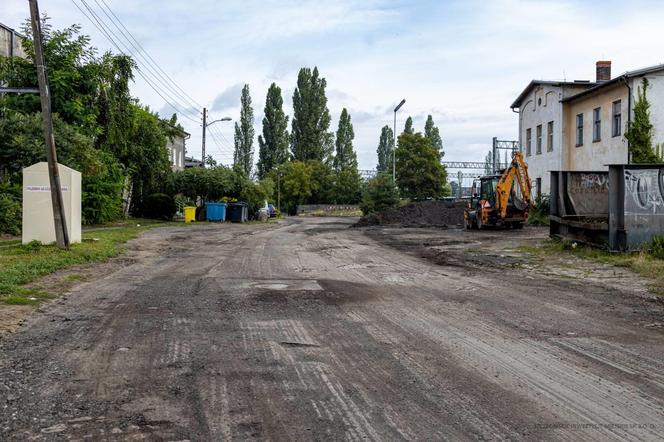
0;219;176;306
63;274;85;282
526;238;664;294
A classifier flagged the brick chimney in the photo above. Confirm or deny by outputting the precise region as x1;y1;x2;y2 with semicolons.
596;60;612;82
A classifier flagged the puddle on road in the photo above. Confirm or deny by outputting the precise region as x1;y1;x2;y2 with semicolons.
227;279;323;292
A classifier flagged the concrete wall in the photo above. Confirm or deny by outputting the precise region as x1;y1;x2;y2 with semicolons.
519;84;590;195
620;166;664;248
0;24;26;59
552;165;664;250
563;83;629;171
550;170;611;248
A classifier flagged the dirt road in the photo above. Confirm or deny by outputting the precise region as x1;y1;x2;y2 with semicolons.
2;218;664;440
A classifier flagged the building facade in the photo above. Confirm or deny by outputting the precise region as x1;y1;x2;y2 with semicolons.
511;80;594;196
561;64;664;172
512;61;664;196
562;81;629;170
0;23;26;59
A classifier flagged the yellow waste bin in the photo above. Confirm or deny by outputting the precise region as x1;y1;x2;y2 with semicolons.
184;206;196;223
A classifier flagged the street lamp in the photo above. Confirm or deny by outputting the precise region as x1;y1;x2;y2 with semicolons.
202;107;231;167
393;99;406;182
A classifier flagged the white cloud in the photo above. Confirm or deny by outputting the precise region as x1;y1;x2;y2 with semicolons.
5;0;664;170
211;83;244;112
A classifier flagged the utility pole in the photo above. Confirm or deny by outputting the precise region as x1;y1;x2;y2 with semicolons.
492;137;497;174
393;99;406;183
201;107;207;167
201;111;231;168
29;0;69;249
393;111;396;182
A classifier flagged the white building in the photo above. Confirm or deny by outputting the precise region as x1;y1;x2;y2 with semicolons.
511;61;664;196
165;126;189;172
510;79;595;196
561;64;664;171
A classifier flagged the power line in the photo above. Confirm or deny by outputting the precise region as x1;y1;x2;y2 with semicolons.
72;0;246;168
71;0;201;124
77;0;200;122
206;123;234;151
92;0;202;112
97;0;203;110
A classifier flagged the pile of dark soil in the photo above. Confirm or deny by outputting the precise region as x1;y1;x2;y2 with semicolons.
355;200;466;228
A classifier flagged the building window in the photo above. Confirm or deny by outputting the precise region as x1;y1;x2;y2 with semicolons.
536;124;542;154
526;128;532;156
547;121;554;152
593;107;601;142
612;100;622;137
536;178;542;199
576;113;584;146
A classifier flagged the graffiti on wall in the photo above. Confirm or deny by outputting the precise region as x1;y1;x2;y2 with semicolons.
573;173;609;193
565;172;609;216
624;168;664;214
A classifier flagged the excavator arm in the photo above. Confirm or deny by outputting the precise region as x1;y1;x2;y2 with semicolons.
495;152;532;219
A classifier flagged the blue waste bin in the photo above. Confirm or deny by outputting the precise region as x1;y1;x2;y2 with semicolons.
205;202;227;222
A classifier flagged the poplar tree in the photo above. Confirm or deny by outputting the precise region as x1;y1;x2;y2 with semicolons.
424;115;444;157
291;67;332;162
333;108;357;171
233;84;254;175
626;78;659;163
404;116;414;134
376;125;394;172
332;108;361;203
257;83;289;179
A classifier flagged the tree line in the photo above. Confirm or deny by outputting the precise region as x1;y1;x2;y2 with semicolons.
0;19;450;234
230;70;450;214
0;19;177;233
222;66;364;214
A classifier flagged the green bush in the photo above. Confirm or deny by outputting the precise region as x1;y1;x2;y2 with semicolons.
528;194;550;226
648;235;664;260
0;193;22;235
360;172;399;215
142;193;176;221
21;240;42;253
80;152;125;224
239;178;273;219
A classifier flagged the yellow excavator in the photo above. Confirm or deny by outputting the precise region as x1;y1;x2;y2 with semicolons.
464;151;532;229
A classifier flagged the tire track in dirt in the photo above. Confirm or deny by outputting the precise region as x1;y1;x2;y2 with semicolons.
2;219;664;440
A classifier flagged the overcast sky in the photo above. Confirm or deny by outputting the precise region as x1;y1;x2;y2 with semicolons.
5;0;664;172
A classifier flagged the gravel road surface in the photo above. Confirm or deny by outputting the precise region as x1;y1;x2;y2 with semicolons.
1;217;664;440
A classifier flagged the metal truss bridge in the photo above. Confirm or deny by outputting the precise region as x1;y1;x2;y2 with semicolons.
359;138;519;181
359;162;508;180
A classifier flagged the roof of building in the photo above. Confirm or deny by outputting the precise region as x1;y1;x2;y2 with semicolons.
0;22;26;38
561;63;664;103
510;80;594;109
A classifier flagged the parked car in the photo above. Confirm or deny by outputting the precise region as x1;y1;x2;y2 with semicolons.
268;204;279;218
